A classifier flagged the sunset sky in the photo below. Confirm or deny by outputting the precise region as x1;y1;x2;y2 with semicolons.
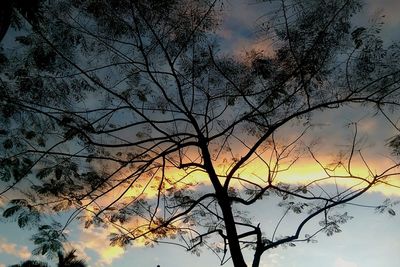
1;0;400;266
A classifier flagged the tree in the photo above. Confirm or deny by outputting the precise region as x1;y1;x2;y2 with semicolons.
56;250;86;267
9;260;48;267
0;0;399;267
0;0;44;42
9;250;86;267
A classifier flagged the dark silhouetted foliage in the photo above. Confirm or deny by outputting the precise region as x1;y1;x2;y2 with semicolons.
1;1;399;267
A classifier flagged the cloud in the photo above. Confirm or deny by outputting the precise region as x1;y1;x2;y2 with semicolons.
70;227;125;266
216;0;275;58
0;237;31;260
259;252;284;267
334;257;359;267
358;118;377;133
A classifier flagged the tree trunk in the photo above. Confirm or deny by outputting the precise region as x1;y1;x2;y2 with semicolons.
199;139;247;267
251;249;262;267
219;198;248;267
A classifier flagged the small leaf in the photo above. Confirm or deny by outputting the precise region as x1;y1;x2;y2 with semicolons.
351;27;366;48
15;36;32;45
10;199;28;206
136;132;145;139
41;244;49;255
292;206;302;214
3;139;13;149
3;205;22;218
17;212;30;228
0;168;11;182
60;116;74;125
64;128;79;140
137;90;147;102
24;131;37;139
38;225;52;230
53;201;69;212
37;168;53;179
227;96;236;106
84;219;93;228
55;168;62;180
351;27;366;39
22;157;33;166
388;208;396;216
37;137;46;147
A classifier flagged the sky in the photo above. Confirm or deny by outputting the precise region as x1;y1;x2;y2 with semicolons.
1;0;400;266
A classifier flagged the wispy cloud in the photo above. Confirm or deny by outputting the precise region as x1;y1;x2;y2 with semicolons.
0;237;31;260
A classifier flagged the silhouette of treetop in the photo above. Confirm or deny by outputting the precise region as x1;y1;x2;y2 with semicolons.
0;1;399;267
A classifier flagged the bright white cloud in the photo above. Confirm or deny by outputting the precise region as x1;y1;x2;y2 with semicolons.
0;237;31;260
259;252;285;267
335;258;359;267
70;227;125;266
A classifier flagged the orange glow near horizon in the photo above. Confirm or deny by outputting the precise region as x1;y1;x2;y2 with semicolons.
89;150;400;215
77;150;400;263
